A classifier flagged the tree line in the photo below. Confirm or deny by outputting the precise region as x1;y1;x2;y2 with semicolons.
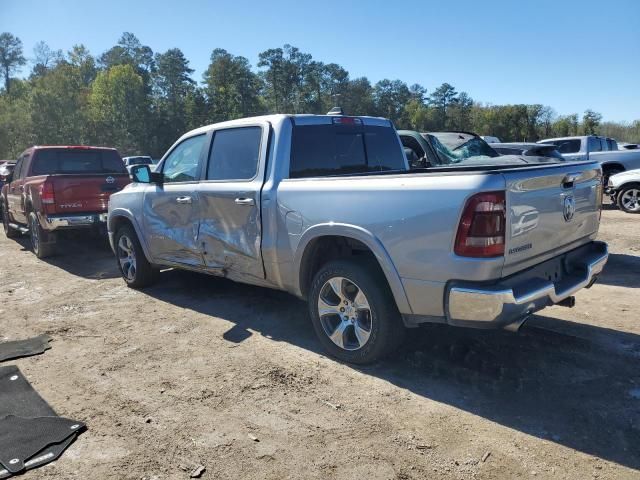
1;32;638;159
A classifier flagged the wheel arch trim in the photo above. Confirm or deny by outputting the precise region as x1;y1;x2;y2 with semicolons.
109;208;153;263
293;223;412;314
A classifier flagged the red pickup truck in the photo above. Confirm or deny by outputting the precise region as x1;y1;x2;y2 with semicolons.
1;146;130;258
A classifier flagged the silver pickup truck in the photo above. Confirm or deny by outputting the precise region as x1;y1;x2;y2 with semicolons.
538;135;640;181
107;114;608;363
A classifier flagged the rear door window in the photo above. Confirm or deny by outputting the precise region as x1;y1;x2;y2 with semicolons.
31;149;126;175
206;127;262;181
290;123;405;178
588;137;603;152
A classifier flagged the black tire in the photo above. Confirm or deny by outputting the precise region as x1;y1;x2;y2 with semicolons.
29;212;55;258
616;185;640;214
114;224;158;288
2;202;19;238
603;168;623;187
308;258;405;364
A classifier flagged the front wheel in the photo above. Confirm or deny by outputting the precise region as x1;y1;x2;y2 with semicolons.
114;224;158;288
308;259;405;364
617;185;640;214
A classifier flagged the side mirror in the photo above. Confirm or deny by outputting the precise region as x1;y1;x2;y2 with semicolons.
130;164;152;183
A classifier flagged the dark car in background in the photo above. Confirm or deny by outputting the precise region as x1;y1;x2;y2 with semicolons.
491;143;565;162
397;130;561;169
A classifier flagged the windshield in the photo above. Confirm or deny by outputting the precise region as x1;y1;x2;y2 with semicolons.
423;133;499;165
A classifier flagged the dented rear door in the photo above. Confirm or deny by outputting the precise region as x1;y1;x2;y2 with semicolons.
197;123;269;281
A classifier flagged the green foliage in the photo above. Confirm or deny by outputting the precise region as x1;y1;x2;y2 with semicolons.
0;79;33;156
373;79;411;124
87;64;148;153
203;48;262;121
30;63;87;145
0;32;638;160
428;82;458;129
583;109;603;135
0;32;26;93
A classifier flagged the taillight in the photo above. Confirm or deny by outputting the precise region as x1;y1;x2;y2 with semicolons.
332;117;362;126
41;181;55;205
454;191;506;257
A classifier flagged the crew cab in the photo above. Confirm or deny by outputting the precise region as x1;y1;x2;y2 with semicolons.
1;146;130;258
538;135;640;181
108;114;608;364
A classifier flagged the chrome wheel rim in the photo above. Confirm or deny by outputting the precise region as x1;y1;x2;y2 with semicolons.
117;235;137;281
621;189;640;212
317;276;372;351
30;216;39;252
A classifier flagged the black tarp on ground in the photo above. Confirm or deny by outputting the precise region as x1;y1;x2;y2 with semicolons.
0;335;52;363
0;366;84;478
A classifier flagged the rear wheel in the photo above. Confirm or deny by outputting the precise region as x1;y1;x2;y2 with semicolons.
2;203;19;238
308;259;405;364
114;224;158;288
617;185;640;213
29;212;55;258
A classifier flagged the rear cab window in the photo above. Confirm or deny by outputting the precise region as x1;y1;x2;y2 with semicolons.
542;139;582;154
290;119;406;178
30;149;126;175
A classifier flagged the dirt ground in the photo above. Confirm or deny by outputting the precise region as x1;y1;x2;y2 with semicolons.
0;205;639;480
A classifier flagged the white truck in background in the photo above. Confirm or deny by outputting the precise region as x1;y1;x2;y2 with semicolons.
538;135;640;182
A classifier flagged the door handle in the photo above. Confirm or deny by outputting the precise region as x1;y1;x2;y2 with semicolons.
175;196;192;204
235;197;255;206
562;172;581;188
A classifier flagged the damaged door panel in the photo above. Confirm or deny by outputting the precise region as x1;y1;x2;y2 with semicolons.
197;124;268;280
143;134;207;267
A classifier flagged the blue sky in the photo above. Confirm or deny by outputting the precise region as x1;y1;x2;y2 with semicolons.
1;0;639;122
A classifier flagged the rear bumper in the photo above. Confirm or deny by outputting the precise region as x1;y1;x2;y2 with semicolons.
43;213;108;230
445;241;608;329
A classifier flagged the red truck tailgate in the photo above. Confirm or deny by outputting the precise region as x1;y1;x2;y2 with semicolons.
47;174;130;214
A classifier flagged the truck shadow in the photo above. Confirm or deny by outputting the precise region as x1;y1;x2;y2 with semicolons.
13;233;119;280
597;253;640;288
140;268;640;471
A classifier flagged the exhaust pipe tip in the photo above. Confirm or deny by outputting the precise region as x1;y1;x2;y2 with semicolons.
557;296;576;308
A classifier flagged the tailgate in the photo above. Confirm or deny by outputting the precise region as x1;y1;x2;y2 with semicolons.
48;174;130;214
502;162;602;276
